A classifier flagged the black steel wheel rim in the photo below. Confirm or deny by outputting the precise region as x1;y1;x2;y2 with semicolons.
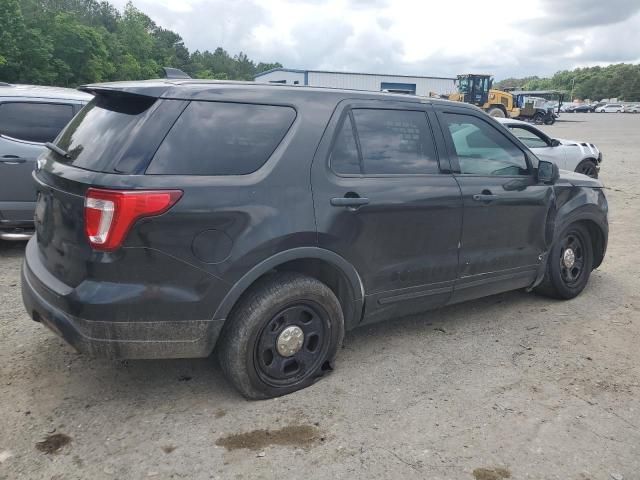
559;231;586;287
254;302;329;387
578;162;597;178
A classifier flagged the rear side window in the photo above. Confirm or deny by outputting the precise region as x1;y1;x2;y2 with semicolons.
331;108;439;175
147;101;296;175
0;102;74;143
54;94;158;172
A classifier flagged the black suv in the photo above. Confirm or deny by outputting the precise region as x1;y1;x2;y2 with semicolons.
22;80;608;399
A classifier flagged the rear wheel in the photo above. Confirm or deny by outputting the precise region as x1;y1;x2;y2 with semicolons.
533;112;545;124
217;272;344;399
487;107;505;118
575;159;598;178
535;223;593;300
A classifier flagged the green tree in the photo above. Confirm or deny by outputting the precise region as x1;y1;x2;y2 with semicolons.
49;13;113;85
0;0;27;82
5;0;283;86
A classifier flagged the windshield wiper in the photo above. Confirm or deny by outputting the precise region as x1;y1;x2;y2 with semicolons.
45;142;71;159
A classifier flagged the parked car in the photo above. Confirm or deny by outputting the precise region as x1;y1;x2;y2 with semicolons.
596;104;624;113
559;103;577;113
571;104;594;113
0;84;91;240
22;81;609;399
625;104;639;113
496;118;602;178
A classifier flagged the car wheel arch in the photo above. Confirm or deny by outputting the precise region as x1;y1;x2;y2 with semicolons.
574;157;599;177
552;213;607;270
212;247;365;336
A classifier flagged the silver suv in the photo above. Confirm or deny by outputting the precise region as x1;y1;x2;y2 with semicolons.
0;83;91;240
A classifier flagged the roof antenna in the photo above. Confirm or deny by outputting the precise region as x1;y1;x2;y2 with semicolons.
162;67;191;79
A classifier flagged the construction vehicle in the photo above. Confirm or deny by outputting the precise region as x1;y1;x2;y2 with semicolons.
449;74;520;118
449;74;564;124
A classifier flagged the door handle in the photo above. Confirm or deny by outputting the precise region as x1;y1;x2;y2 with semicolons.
330;196;370;208
0;155;27;164
472;190;499;202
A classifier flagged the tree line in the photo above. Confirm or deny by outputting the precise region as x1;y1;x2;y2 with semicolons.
495;63;640;102
0;0;282;86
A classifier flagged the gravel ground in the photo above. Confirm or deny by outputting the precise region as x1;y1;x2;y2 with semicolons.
1;113;639;480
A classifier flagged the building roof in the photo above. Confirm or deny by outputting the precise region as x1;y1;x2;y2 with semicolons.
254;67;456;81
0;83;92;101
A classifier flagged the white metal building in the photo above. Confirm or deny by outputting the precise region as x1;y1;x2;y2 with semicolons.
253;68;457;96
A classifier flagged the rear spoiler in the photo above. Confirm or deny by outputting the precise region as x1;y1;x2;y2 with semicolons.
78;67;192;98
162;67;191;79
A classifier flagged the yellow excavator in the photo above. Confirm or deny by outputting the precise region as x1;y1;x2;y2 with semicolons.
448;74;521;118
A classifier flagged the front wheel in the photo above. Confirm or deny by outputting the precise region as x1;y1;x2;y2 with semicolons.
544;116;556;125
533;112;545;124
535;223;593;300
575;159;598;178
217;272;344;399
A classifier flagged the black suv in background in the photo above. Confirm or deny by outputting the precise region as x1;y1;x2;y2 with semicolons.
22;80;608;399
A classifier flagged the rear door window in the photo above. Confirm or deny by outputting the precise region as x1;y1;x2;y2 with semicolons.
330;114;361;175
0;102;74;143
353;109;439;175
330;108;440;175
147;101;296;175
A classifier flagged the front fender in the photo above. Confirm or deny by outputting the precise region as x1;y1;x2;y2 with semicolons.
530;185;608;289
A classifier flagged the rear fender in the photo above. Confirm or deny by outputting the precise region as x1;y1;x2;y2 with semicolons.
212;247;365;329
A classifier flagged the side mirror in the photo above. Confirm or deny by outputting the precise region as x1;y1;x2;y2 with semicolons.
537;160;559;184
550;139;561;147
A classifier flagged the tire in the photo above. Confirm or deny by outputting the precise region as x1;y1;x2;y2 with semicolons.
533;112;545;124
544;116;555;125
575;159;598;178
535;223;593;300
217;272;344;399
487;107;505;118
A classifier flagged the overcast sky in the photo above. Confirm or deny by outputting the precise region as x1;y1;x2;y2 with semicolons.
111;0;640;79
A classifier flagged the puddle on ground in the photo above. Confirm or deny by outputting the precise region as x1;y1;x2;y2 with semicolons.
35;433;72;454
216;424;320;451
473;467;511;480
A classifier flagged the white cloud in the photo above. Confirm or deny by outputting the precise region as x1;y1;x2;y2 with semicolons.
111;0;640;79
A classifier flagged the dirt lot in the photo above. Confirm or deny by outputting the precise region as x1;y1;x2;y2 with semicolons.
1;113;639;480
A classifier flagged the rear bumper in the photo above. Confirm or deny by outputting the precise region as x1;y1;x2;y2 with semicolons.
21;240;226;360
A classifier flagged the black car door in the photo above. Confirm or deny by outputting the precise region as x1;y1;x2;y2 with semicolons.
434;106;554;304
311;100;463;325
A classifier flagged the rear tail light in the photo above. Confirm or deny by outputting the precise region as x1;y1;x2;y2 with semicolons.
84;188;182;251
